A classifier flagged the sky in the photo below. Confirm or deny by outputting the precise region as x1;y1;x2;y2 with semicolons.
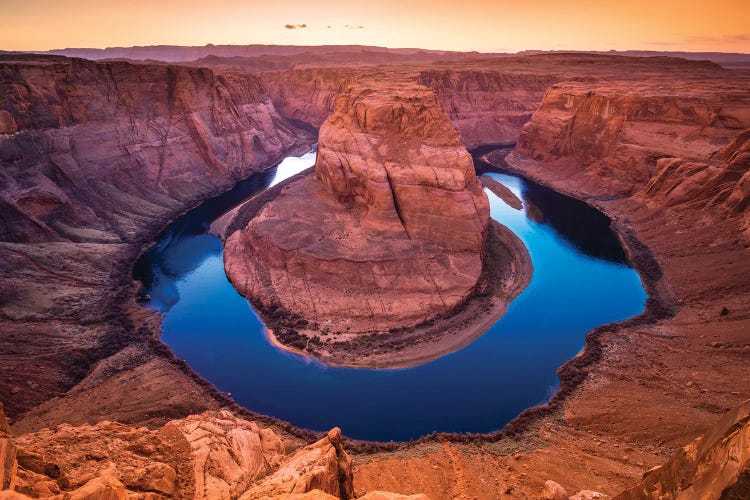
1;0;749;53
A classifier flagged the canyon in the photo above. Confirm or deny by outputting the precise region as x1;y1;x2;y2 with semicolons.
1;48;749;498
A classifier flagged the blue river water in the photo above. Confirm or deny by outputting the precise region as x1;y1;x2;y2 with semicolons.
133;148;646;441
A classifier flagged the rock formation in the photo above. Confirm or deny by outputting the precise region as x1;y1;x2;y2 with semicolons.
615;399;750;499
0;405;421;499
3;49;750;500
0;54;312;422
516;81;750;197
225;81;491;335
643;127;750;244
417;69;560;148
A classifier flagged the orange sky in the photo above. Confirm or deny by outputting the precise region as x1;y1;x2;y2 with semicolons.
1;0;749;53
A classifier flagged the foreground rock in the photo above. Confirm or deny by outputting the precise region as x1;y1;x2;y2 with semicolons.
225;81;492;337
0;406;422;499
615;398;750;499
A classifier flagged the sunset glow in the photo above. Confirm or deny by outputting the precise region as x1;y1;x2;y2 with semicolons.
1;0;749;53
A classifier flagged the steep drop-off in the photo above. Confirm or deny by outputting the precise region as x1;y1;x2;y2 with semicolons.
3;51;750;500
0;54;312;424
516;81;750;197
417;69;559;148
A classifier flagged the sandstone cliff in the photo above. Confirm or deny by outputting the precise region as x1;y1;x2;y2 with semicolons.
0;54;311;421
259;69;361;128
225;81;491;337
615;399;750;499
417;69;559;148
516;81;750;197
0;54;302;243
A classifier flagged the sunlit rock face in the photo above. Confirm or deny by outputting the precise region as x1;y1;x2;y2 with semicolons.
225;81;490;334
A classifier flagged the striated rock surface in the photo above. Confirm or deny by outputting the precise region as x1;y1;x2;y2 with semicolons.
240;427;354;499
162;410;286;499
0;409;419;499
615;399;750;499
0;54;302;244
417;69;559;148
642;128;750;245
260;69;361;128
516;81;750;197
225;81;490;335
0;54;311;422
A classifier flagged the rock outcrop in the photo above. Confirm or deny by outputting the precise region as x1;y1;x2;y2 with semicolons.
260;68;361;128
643;127;750;244
241;428;354;499
0;409;420;499
615;399;750;499
516;81;750;197
225;81;491;335
0;404;17;492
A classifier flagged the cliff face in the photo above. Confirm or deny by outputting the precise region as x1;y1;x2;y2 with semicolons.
0;55;303;244
515;80;750;247
615;399;750;500
0;55;310;421
516;82;750;197
417;70;559;149
225;81;490;335
259;68;361;128
314;83;489;251
259;67;560;150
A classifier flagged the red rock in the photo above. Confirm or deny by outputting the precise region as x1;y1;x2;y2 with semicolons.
418;69;559;148
225;81;490;334
615;399;750;499
541;480;569;500
239;426;355;499
68;475;127;500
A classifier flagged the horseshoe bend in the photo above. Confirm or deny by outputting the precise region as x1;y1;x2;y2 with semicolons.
220;81;532;368
1;13;750;500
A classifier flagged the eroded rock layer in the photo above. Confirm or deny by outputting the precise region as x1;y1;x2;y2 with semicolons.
225;81;490;334
0;54;311;422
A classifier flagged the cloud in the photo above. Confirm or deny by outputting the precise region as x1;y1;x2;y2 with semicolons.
284;23;308;30
343;24;365;29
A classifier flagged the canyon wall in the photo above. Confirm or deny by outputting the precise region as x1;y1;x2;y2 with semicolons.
0;55;303;243
417;69;559;148
259;68;362;128
0;403;392;499
516;81;750;197
0;54;310;421
259;67;559;149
